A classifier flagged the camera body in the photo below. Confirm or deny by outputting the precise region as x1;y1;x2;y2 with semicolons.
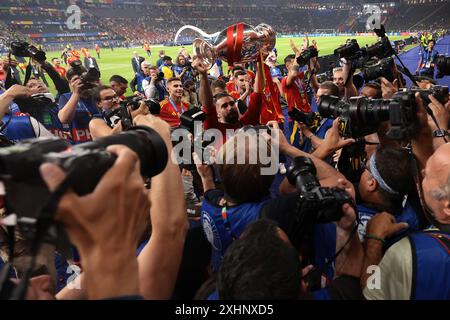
409;85;449;105
334;39;361;60
10;41;46;62
288;108;323;131
296;46;318;67
363;57;396;82
318;92;420;140
335;38;394;61
121;96;161;115
286;156;353;247
436;55;450;78
0;127;168;220
70;60;100;89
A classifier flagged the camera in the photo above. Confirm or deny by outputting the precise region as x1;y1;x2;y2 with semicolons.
156;71;165;82
318;92;420;140
173;107;207;171
0;126;168;220
316;71;332;84
363;37;394;60
334;39;361;60
335;37;394;61
286;156;353;247
103;104;133;130
408;85;449;105
363;57;396;82
288;108;323;131
296;46;318;67
436;55;450;78
121;96;161;115
70;60;100;89
10;41;46;62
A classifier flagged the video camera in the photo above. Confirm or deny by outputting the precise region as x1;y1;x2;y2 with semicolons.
10;41;46;62
0;126;168;221
286;156;353;248
318;91;421;140
436;55;450;78
296;46;319;67
69;60;100;89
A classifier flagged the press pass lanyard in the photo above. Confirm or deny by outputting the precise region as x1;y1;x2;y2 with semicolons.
221;201;237;241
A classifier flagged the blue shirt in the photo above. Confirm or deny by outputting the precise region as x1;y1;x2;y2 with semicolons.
58;93;100;144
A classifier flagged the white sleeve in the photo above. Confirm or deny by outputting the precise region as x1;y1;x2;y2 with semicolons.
30;117;54;138
145;82;156;99
363;237;413;300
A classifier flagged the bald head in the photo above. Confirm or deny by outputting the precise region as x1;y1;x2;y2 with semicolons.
422;143;450;224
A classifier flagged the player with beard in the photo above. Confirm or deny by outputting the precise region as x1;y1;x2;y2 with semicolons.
192;58;263;142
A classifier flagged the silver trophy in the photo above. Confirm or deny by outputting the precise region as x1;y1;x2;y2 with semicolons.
174;23;276;69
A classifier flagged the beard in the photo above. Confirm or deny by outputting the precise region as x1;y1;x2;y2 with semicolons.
224;108;239;124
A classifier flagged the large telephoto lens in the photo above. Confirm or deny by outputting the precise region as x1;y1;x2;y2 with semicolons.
317;95;349;119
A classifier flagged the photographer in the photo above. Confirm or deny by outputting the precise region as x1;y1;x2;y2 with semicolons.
196;131;275;272
0;84;54;142
416;39;439;79
174;54;193;84
130;61;151;95
3;57;72;140
182;79;198;107
144;66;166;102
109;75;128;100
361;143;450;300
88;85;149;139
57;64;100;144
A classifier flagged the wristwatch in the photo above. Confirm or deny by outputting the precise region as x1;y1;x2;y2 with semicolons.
432;129;450;138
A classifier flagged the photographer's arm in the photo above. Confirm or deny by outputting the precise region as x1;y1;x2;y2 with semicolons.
57;79;82;124
0;85;31;119
39;61;70;94
412;93;434;173
343;61;358;99
134;115;189;299
89;118;123;139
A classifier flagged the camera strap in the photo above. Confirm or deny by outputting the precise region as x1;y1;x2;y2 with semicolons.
9;168;77;300
23;58;33;86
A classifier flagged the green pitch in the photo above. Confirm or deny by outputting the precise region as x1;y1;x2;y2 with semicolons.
46;35;409;94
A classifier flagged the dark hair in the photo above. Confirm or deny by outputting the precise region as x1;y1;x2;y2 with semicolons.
211;79;227;91
363;82;382;99
109;75;128;85
232;66;244;74
66;65;87;81
163;55;172;62
319;81;339;97
213;92;232;104
217;219;301;299
92;85;112;103
284;54;296;64
373;146;413;212
415;75;436;85
234;70;247;78
428;39;436;45
51;58;59;62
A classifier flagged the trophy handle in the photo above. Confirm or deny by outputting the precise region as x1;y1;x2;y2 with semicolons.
193;39;217;70
174;25;220;44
